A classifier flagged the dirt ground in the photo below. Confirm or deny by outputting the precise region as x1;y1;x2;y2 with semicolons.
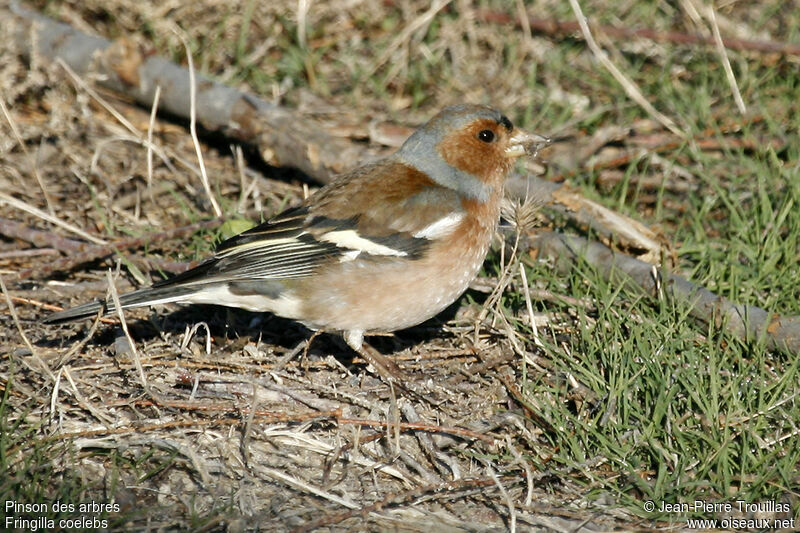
3;1;797;532
0;5;637;532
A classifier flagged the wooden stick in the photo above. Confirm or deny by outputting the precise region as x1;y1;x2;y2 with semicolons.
477;9;800;57
14;219;223;280
531;231;800;355
8;3;362;184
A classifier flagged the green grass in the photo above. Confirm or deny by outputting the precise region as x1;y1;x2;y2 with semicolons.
514;254;800;519
504;17;800;517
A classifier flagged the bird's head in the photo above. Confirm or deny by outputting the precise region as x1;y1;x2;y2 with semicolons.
395;104;549;201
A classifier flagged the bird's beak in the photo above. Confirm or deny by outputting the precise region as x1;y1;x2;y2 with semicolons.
505;129;551;159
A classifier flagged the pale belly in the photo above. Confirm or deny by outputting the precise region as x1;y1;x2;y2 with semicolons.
296;235;492;333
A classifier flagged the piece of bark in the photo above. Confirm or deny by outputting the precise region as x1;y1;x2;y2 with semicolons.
2;219;223;280
0;217;87;253
506;174;667;262
8;3;362;184
531;231;800;355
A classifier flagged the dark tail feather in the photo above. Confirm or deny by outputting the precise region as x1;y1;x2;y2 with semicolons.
43;299;107;323
43;284;199;324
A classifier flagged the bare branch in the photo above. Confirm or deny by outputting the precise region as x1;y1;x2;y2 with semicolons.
531;231;800;355
8;4;363;184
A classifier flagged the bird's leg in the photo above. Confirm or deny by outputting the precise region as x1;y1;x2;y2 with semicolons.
344;330;407;384
343;330;432;398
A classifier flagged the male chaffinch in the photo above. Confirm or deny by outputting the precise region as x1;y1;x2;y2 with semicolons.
46;104;548;358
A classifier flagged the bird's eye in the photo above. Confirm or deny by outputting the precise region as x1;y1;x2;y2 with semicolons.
477;129;495;143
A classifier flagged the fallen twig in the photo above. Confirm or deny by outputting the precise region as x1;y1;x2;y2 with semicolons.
4;409;344;459
15;219;223;280
530;231;800;355
293;474;522;532
337;417;495;444
8;3;363;183
477;9;800;57
0;217;87;253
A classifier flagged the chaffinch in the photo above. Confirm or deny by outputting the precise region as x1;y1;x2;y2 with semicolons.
46;104;548;357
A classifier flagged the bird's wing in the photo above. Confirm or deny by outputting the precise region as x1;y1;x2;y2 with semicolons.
170;160;466;286
152;205;338;287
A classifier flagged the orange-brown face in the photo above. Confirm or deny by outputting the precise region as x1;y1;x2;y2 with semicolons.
436;116;516;186
392;105;547;203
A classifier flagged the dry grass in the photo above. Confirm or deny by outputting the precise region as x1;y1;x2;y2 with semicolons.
2;0;799;531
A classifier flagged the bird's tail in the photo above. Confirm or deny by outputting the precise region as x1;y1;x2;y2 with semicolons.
43;285;199;324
